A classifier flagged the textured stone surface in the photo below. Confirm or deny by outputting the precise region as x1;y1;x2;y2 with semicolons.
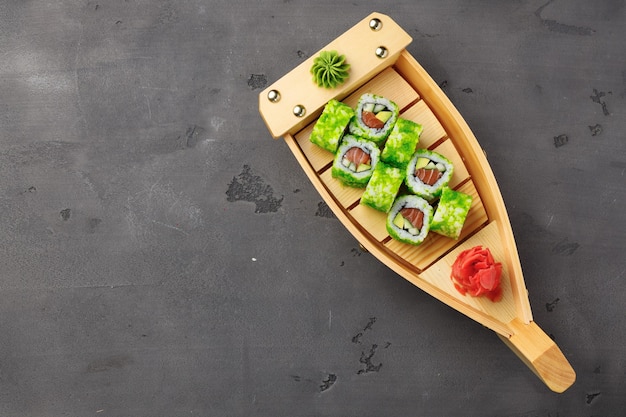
1;1;625;415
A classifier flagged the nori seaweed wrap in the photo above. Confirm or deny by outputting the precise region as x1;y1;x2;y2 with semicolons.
405;149;454;201
430;186;472;239
309;99;354;153
331;135;380;188
386;195;433;245
360;161;405;213
381;118;423;169
348;93;399;145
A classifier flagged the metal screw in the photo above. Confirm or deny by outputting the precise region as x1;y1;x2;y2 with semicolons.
375;46;388;59
267;89;280;102
369;18;382;31
293;104;306;117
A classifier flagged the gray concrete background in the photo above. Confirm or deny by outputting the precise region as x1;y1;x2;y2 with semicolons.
1;0;624;415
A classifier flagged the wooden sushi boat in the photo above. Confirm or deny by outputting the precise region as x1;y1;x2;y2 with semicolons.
258;12;575;392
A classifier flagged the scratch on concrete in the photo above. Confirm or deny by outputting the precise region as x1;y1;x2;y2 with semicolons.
151;219;189;235
535;0;595;35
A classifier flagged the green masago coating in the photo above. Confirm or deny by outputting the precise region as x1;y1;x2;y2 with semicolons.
309;100;354;153
430;186;473;239
310;50;350;89
381;118;423;169
360;162;405;213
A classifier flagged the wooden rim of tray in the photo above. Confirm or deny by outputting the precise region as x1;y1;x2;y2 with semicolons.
259;12;575;393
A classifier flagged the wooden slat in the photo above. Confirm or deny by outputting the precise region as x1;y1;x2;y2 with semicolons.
319;169;364;209
348;202;389;241
432;139;470;188
384;179;487;270
294;122;334;172
342;66;420;109
294;66;420;172
398;99;447;149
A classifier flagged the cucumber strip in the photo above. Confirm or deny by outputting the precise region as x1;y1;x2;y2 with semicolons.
373;103;386;113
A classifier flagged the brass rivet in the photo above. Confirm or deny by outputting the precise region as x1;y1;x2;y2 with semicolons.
369;18;382;31
267;89;280;102
293;104;306;117
375;46;388;59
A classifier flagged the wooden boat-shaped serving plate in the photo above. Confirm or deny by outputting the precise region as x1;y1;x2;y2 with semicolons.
258;12;575;392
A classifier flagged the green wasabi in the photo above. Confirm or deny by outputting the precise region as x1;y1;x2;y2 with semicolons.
310;50;350;89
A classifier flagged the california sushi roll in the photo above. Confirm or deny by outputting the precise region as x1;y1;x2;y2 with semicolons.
386;195;433;245
348;93;399;145
309;99;354;153
381;118;423;169
430;186;473;239
360;161;405;213
332;135;380;188
405;149;454;201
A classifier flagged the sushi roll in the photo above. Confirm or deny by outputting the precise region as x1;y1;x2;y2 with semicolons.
381;118;423;169
430;186;473;239
332;135;380;188
348;93;399;145
386;195;433;245
360;161;405;213
405;149;454;201
309;99;354;153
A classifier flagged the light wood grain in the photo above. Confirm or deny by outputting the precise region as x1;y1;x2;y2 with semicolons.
499;319;576;393
398;99;447;149
319;168;363;209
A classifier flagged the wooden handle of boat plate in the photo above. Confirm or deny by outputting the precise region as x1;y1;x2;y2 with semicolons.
498;318;576;392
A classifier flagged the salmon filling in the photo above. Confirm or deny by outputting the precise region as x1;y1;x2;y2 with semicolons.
361;111;385;129
342;147;371;172
400;207;424;230
415;168;443;185
413;157;447;186
360;102;393;129
392;206;425;236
